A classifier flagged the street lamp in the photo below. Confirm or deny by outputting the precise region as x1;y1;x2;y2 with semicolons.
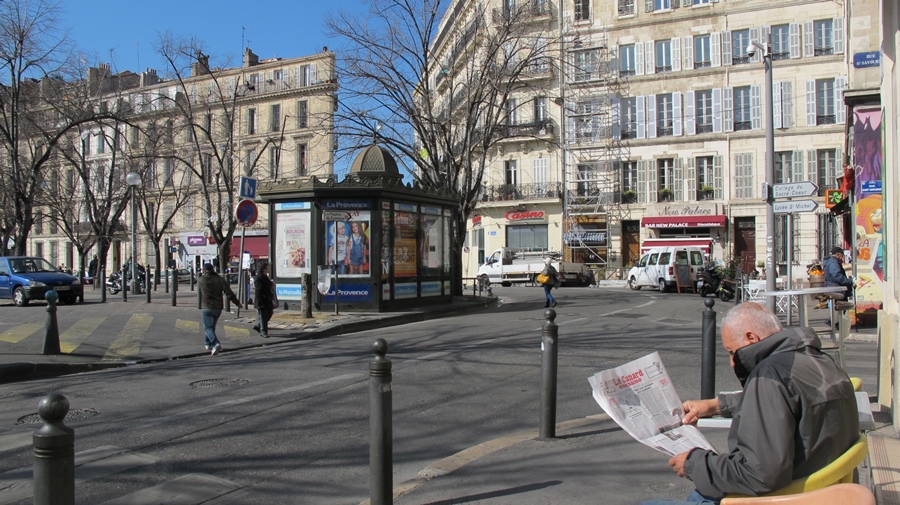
125;172;142;295
747;38;776;313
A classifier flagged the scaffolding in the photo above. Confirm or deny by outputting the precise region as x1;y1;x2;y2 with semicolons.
560;23;630;276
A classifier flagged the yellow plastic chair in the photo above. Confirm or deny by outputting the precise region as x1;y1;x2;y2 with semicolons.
723;433;868;500
849;377;862;392
721;483;875;504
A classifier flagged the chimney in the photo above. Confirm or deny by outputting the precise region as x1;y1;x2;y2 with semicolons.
243;48;259;68
191;51;210;77
140;68;159;87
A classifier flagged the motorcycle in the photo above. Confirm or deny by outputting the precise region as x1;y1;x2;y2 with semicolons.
696;263;736;301
106;267;146;295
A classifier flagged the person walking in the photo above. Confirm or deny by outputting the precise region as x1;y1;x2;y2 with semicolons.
198;263;241;355
540;257;559;308
252;262;276;338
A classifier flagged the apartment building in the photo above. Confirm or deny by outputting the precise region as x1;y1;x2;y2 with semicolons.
27;48;337;274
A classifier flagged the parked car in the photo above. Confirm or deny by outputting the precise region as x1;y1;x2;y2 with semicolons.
152;268;195;284
0;256;84;306
626;246;706;292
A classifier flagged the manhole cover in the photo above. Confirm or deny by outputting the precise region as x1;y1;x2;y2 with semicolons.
16;408;100;425
190;378;250;389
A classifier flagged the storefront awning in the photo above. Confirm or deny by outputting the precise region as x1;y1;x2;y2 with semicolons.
229;236;270;258
641;215;727;228
640;238;711;253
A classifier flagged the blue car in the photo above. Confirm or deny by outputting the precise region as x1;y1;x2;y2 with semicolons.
0;256;84;306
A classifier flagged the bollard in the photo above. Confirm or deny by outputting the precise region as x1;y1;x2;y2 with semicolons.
165;267;170;294
100;268;106;303
701;296;717;400
172;269;178;307
540;309;558;439
190;269;195;291
33;393;74;505
145;268;151;303
369;338;392;505
197;279;202;309
300;273;313;318
42;291;61;355
122;271;127;302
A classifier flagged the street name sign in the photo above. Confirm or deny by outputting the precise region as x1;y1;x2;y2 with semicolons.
772;181;818;199
773;199;818;214
322;211;352;221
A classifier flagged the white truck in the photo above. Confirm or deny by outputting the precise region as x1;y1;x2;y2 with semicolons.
476;248;593;287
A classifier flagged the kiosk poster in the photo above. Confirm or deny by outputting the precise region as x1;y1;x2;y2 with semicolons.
394;204;418;277
275;211;311;278
325;210;371;277
852;108;884;317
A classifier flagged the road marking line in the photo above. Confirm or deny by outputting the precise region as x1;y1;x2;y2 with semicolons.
224;326;249;338
103;315;152;361
59;317;106;354
0;323;43;344
97;473;243;505
175;319;198;332
0;431;32;453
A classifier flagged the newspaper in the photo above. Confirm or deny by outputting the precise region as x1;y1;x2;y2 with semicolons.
588;351;716;457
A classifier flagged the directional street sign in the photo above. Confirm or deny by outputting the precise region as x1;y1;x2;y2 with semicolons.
772;181;818;199
235;199;259;227
773;199;818;214
239;176;257;200
322;211;352;221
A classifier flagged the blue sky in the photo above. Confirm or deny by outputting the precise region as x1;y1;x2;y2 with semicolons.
59;0;362;75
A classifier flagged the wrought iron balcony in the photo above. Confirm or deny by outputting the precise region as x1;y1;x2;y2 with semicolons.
499;119;555;138
480;182;563;202
491;0;555;24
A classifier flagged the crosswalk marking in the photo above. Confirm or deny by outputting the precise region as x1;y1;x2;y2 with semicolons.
103;315;153;361
0;323;43;344
0;445;158;505
176;319;198;332
59;317;106;353
224;326;249;338
97;473;245;505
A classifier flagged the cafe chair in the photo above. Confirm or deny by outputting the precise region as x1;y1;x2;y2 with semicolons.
721;483;874;504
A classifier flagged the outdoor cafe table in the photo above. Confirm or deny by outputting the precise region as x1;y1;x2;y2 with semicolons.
758;286;847;328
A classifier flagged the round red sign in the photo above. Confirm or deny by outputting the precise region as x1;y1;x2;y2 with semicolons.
235;199;258;227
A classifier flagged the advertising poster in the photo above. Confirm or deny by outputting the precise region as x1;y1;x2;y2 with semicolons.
420;207;442;271
325;210;371;277
394;203;418;277
852;108;884;317
275;212;311;278
381;202;392;280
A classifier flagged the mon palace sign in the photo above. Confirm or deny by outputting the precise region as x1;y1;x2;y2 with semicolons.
661;204;717;217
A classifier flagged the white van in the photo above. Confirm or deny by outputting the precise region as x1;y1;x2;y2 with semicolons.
626;247;706;292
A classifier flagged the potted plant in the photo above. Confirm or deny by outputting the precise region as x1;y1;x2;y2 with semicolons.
622;189;637;203
659;187;673;201
700;185;714;199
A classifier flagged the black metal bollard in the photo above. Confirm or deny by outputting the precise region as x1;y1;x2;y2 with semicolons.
369;338;392;505
145;268;151;303
172;269;178;307
42;291;61;355
540;308;558;439
100;268;106;303
33;393;74;505
190;270;195;291
122;271;127;302
701;296;717;400
165;267;169;294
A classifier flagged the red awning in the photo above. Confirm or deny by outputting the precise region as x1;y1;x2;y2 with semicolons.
229;236;270;258
641;215;727;228
641;238;711;253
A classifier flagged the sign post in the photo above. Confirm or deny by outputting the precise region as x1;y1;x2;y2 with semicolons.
771;180;819;325
234;199;259;318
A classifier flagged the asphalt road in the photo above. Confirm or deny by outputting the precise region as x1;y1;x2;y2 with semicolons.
0;286;877;504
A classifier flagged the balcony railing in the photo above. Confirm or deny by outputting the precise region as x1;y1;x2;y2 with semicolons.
500;119;555;138
815;46;834;56
697;123;714;134
817;115;836;125
481;182;563;202
734;121;752;131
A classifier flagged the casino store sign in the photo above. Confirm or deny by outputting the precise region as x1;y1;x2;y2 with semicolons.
505;210;546;222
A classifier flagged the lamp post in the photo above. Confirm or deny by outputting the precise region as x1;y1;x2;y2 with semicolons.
125;172;142;296
748;38;776;313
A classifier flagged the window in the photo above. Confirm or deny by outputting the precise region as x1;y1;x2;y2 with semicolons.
815;149;838;195
507;225;548;250
813;19;834;56
204;114;213;136
657;159;674;200
696;156;714;198
815;79;835;125
619;44;636;76
146;162;157;189
771;24;790;60
656;93;674;137
269;146;280;179
183;200;194;228
505;160;518;186
694;35;711;68
186;122;195;142
573;49;599;81
695;90;713;134
130;125;139;147
623;161;638;192
734;86;752;131
35;211;43;234
576;163;594;196
618;0;635;16
774;152;793;184
655;40;672;73
296;100;308;128
805;18;843;57
296;143;307;176
164;159;174;186
653;0;671;10
270;104;281;132
202;153;214;183
533;158;548;185
731;30;751;65
534;97;548;123
506;98;518;125
574;0;590;21
622;98;638;139
247;108;257;135
96;133;105;154
82;135;91;156
300;64;315;86
734;153;754;199
570;99;603;143
692;0;710;4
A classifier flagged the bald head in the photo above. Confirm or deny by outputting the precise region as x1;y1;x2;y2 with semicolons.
721;303;783;357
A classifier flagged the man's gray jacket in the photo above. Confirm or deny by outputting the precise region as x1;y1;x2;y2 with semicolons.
199;272;239;310
684;326;858;498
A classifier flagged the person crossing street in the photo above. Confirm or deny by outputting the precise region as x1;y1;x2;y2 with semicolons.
252;262;276;338
198;262;242;355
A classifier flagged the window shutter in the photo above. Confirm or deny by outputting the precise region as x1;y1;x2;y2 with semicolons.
712;88;723;133
773;82;783;128
612;98;621;141
722;31;732;66
750;28;760;63
685;90;696;135
645;41;655;75
807;149;817;184
711;32;721;67
751;84;761;130
637;96;646;139
833;18;844;55
760;26;770;59
310;63;318;84
835;148;843;182
724;87;734;132
649;161;658;203
804;21;814;57
687;157;697;201
635;42;645;76
790;23;801;59
792;151;804;182
637;160;646;203
673;92;683;136
782;81;793;128
647;95;657;138
835;77;847;124
806;80;816;126
674;158;684;201
683;36;694;70
714;156;724;200
672;37;681;72
612;45;620;78
645;0;654;13
566;105;576;144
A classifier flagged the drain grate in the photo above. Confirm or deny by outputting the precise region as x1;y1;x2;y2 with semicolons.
190;378;250;389
16;408;100;425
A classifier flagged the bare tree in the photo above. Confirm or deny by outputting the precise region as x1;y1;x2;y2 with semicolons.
328;0;555;291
